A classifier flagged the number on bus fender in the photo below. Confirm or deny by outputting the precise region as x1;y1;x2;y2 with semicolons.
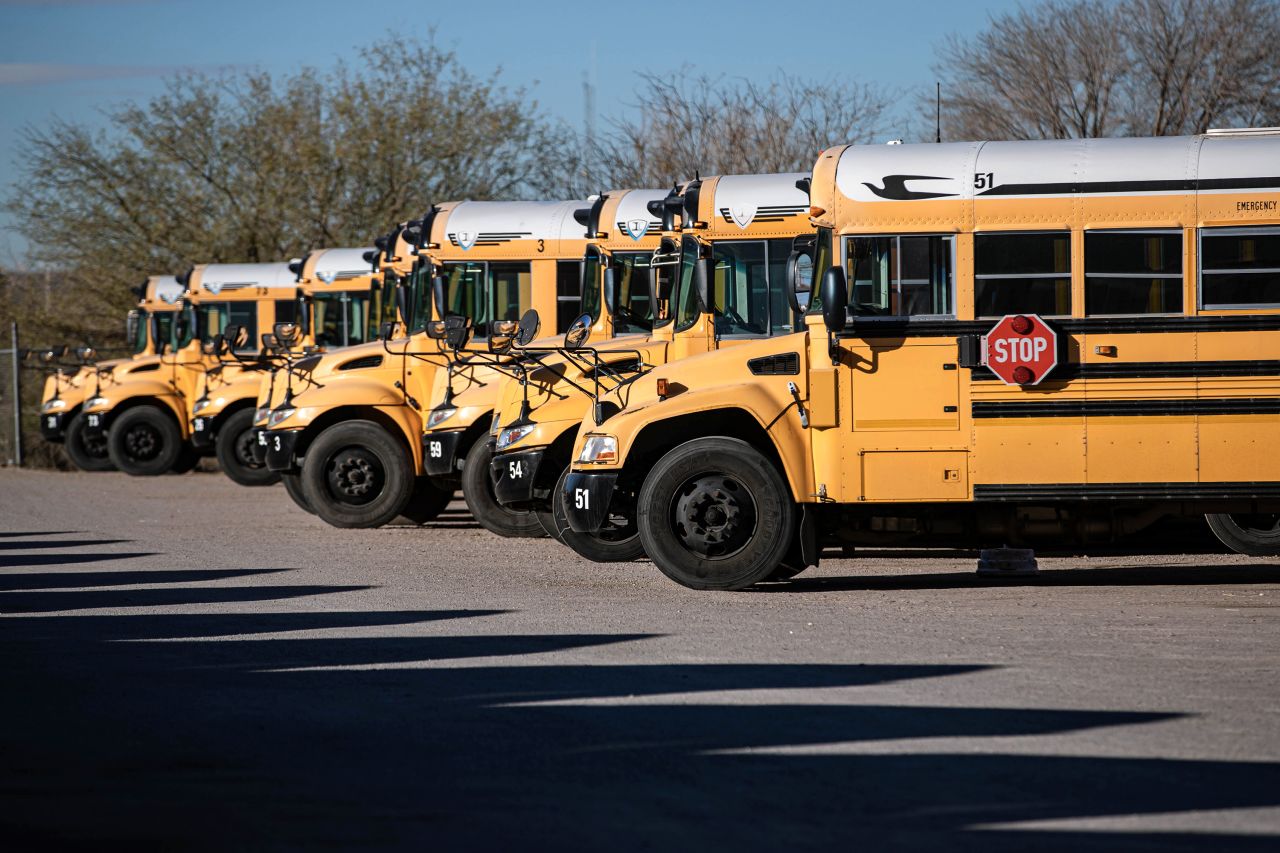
575;488;589;510
429;440;443;459
87;414;100;427
272;435;282;452
509;461;522;479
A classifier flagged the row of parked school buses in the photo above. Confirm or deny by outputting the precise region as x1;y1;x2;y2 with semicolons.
35;129;1280;589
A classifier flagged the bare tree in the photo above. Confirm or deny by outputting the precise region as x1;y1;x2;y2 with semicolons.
587;70;894;189
5;35;578;327
933;0;1280;140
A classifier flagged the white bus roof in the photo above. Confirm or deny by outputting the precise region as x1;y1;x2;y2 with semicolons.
712;173;810;229
609;188;668;242
198;262;297;295
151;275;185;305
441;200;587;250
833;133;1280;203
309;248;377;282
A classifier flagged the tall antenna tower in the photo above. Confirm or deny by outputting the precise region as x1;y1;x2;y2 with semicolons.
582;40;597;179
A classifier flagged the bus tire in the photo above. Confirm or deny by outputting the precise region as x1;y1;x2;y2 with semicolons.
216;408;280;486
550;464;645;562
638;437;796;591
281;473;314;514
64;411;115;471
301;420;414;529
396;478;454;525
170;444;201;474
462;439;544;538
107;405;183;476
1205;513;1280;556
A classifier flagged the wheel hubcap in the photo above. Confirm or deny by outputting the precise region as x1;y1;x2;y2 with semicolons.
82;432;109;458
672;473;757;559
124;424;161;460
326;448;384;505
234;429;261;468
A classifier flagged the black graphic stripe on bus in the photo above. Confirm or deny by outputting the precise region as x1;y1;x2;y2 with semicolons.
971;359;1280;381
972;398;1280;419
973;482;1280;501
977;176;1280;197
836;315;1280;340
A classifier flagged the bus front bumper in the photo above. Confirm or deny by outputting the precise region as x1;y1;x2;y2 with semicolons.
423;429;466;478
265;429;302;473
190;417;215;449
40;411;67;442
562;471;619;534
489;448;546;507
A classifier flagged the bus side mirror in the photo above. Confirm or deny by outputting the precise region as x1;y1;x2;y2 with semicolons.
260;332;278;351
444;315;470;352
432;276;446;319
224;324;249;350
379;321;395;342
488;319;518;354
819;267;848;333
75;346;97;363
51;344;68;359
395;284;409;326
786;250;814;314
692;258;711;315
425;320;447;340
602;267;618;319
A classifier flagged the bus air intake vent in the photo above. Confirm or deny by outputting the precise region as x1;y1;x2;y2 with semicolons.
748;352;799;376
338;355;383;371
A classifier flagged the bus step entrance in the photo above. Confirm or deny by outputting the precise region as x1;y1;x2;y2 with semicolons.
977;547;1039;578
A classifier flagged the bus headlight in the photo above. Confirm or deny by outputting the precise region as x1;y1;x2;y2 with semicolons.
192;397;212;413
87;395;108;408
268;406;297;427
426;406;457;429
254;406;270;424
41;399;67;413
496;424;535;451
577;434;618;464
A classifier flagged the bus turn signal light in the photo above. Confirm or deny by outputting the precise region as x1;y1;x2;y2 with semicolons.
809;206;826;218
656;378;668;399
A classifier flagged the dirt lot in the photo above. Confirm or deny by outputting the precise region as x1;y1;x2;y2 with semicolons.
2;467;1279;851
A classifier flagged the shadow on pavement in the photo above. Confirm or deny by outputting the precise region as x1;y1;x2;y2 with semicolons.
0;568;289;591
2;557;1279;850
765;563;1280;593
0;551;158;569
0;538;133;551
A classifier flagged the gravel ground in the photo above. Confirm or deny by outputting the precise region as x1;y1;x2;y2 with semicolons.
1;467;1278;851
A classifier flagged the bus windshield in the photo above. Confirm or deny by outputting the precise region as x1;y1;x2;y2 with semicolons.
192;302;257;350
312;291;371;348
367;271;399;341
128;310;147;354
610;252;655;334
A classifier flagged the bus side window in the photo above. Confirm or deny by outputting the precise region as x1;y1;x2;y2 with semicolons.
1199;227;1280;310
1086;230;1183;315
846;235;954;318
555;260;580;333
274;299;298;324
975;232;1071;317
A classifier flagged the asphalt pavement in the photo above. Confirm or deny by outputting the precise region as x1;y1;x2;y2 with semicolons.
1;467;1278;851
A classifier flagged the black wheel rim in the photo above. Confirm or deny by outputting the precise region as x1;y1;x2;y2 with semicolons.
123;423;162;461
1228;514;1280;537
597;489;638;544
325;446;385;506
82;430;109;459
233;428;262;469
670;472;758;559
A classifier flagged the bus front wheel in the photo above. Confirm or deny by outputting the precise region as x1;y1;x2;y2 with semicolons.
107;405;183;476
281;473;314;514
301;420;415;529
65;411;115;471
461;439;544;538
638;437;796;591
549;465;645;562
216;408;280;487
1205;513;1280;556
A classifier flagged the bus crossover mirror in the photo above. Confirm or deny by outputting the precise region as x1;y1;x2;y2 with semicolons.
379;321;396;342
515;309;540;347
425;320;447;340
564;312;592;351
51;344;68;359
38;348;57;364
488;319;518;354
786;249;814;314
444;315;470;352
75;346;97;363
273;322;301;348
224;325;250;350
819;267;848;334
432;276;446;319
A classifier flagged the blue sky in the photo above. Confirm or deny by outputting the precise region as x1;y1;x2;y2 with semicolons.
0;0;1027;265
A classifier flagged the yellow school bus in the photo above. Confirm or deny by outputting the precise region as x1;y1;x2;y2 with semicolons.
264;199;584;530
248;243;393;506
38;275;184;471
563;129;1280;589
82;263;297;476
194;246;377;488
487;175;813;560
